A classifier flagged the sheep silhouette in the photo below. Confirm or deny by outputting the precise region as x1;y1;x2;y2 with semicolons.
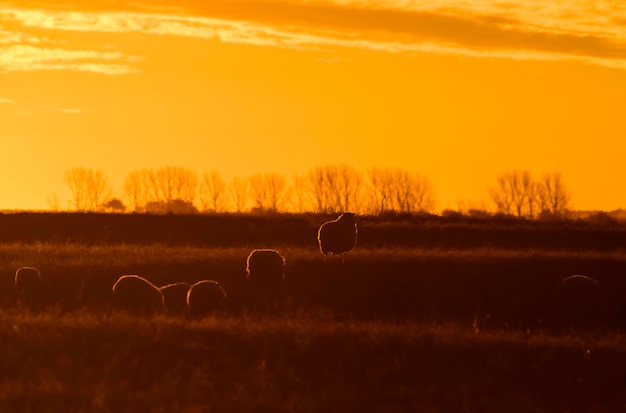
15;266;44;310
317;212;357;261
186;280;227;318
160;282;192;314
246;249;286;312
554;274;607;332
112;275;165;313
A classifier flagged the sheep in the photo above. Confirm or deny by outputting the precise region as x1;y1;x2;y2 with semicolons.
317;212;357;261
186;280;227;318
112;275;165;313
15;266;44;310
553;274;607;332
246;249;286;312
160;282;192;314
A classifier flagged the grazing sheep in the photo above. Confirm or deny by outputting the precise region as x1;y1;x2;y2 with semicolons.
112;275;164;313
317;212;357;261
554;274;607;331
246;249;286;312
15;266;44;309
187;280;227;318
160;282;192;314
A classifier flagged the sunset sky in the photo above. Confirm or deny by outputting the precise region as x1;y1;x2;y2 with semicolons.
1;0;625;211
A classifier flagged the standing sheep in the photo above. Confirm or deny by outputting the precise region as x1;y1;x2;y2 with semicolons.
246;249;286;312
160;282;192;315
553;274;607;332
15;266;44;310
187;280;227;318
112;275;165;313
317;212;357;261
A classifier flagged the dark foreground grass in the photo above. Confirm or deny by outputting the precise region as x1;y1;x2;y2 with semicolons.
1;310;626;413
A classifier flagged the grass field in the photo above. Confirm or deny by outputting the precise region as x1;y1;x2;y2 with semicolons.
2;311;626;412
2;213;626;411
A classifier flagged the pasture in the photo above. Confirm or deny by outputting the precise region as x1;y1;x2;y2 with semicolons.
1;213;626;411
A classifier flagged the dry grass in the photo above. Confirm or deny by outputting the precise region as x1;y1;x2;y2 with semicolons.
1;241;625;271
1;310;626;412
1;241;626;411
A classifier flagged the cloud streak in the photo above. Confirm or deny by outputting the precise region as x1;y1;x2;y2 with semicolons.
0;44;140;74
42;105;90;114
1;0;626;71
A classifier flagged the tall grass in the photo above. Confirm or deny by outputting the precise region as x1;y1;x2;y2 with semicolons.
0;310;625;412
2;242;626;322
1;240;626;411
2;241;625;271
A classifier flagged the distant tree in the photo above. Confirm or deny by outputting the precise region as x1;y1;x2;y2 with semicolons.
102;198;126;213
334;164;363;213
489;170;535;217
229;176;250;213
151;166;198;205
65;167;111;212
366;167;394;215
123;169;151;212
199;171;228;212
287;174;310;213
123;166;199;212
145;199;198;214
367;167;435;214
392;169;434;213
306;166;331;213
539;172;571;216
525;181;542;218
249;172;288;212
306;164;362;213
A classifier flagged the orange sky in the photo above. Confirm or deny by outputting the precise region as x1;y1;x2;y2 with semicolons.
1;0;625;211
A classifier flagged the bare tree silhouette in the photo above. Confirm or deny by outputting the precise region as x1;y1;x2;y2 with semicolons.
65;167;111;211
367;167;394;214
306;164;362;213
199;170;228;212
539;172;571;216
63;163;575;218
490;170;536;217
123;166;198;213
249;172;288;212
229;176;250;213
286;173;310;213
367;167;434;214
123;168;151;212
396;170;434;213
151;166;198;205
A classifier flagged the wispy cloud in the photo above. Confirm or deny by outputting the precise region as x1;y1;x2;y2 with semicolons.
1;0;626;71
318;57;351;64
0;97;14;103
0;44;140;74
47;106;89;114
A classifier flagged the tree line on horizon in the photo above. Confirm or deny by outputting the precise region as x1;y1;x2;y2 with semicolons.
59;165;571;218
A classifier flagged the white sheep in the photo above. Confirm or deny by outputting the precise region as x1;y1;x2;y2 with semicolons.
112;275;165;313
15;266;44;309
186;280;227;318
160;282;192;314
317;212;358;261
246;249;286;311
